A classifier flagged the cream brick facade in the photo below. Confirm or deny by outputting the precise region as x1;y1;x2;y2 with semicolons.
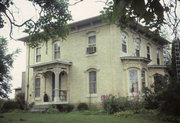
20;16;169;105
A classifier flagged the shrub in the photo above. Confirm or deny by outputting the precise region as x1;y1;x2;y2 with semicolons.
1;100;19;112
102;96;131;114
46;107;59;114
15;92;26;110
114;110;134;117
56;104;74;112
77;103;88;111
102;95;143;114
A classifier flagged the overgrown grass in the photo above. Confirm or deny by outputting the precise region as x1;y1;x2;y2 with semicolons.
0;111;169;123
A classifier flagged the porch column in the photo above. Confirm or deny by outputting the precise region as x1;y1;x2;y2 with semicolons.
54;70;60;102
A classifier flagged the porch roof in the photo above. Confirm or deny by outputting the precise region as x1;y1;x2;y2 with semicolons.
120;56;151;64
30;60;72;68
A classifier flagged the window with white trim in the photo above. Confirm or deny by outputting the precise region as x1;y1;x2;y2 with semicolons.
35;78;41;97
89;71;97;94
36;47;41;62
53;41;60;59
121;32;128;53
135;38;141;57
87;35;96;54
147;45;151;60
141;69;146;88
129;69;138;93
157;48;160;65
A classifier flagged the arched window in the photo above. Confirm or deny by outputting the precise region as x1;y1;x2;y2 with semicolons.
35;77;41;97
141;69;146;88
157;48;160;65
35;47;41;62
89;71;97;94
129;69;138;93
135;38;141;57
121;32;128;53
147;44;151;60
53;41;60;59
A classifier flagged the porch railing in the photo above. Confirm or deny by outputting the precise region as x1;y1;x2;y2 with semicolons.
59;90;67;102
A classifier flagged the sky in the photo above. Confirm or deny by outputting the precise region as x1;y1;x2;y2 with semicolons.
0;0;105;98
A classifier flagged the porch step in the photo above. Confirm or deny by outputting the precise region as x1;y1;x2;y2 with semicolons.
29;104;50;113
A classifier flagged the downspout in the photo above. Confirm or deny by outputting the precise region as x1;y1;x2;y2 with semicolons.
26;45;30;104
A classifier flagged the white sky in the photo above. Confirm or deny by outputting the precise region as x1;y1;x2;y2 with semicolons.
0;0;105;98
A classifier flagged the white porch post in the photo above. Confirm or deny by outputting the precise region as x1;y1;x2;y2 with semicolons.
54;70;60;102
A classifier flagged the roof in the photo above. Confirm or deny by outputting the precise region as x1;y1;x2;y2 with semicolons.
18;16;170;45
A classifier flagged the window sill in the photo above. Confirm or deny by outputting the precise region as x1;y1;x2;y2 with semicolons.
86;53;97;57
86;94;98;98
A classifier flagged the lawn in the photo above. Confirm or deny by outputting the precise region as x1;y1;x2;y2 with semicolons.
0;111;168;123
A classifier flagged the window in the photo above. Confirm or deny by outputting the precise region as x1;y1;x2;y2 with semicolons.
157;48;160;65
147;45;151;60
35;78;41;97
36;47;41;62
129;69;138;93
135;38;141;57
53;41;60;59
89;71;97;94
141;69;146;88
121;32;128;53
87;35;96;54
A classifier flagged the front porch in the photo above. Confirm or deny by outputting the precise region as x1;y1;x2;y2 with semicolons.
30;60;72;105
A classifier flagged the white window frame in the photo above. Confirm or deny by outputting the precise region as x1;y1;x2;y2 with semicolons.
53;41;60;60
35;77;41;98
147;45;151;60
35;47;41;63
89;70;97;94
157;48;160;65
121;32;128;53
135;38;141;57
128;68;140;96
141;69;147;90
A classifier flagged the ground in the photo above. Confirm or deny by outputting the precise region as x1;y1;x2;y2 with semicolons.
0;111;168;123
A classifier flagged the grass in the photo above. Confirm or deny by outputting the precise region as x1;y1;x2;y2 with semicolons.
0;111;168;123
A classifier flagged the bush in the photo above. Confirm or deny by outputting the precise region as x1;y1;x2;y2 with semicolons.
77;103;88;111
46;107;59;114
15;92;26;110
102;96;130;114
56;104;74;113
0;99;5;109
102;95;143;114
114;110;134;117
1;100;19;112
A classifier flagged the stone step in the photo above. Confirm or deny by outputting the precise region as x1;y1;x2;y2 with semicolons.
29;104;50;113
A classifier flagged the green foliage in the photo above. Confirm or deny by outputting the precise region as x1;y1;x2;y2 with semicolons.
0;0;71;47
56;104;74;113
46;106;59;114
0;37;19;98
142;73;168;110
114;110;134;117
1;100;19;112
77;103;88;111
101;0;166;32
15;92;26;110
102;96;143;114
23;0;72;47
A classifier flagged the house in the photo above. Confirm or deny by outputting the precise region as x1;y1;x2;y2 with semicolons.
19;16;169;106
14;72;26;98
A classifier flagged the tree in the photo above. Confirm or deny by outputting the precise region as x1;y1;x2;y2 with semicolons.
0;37;19;98
0;0;72;47
101;0;180;39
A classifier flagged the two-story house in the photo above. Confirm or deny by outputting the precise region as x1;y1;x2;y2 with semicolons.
19;16;169;105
